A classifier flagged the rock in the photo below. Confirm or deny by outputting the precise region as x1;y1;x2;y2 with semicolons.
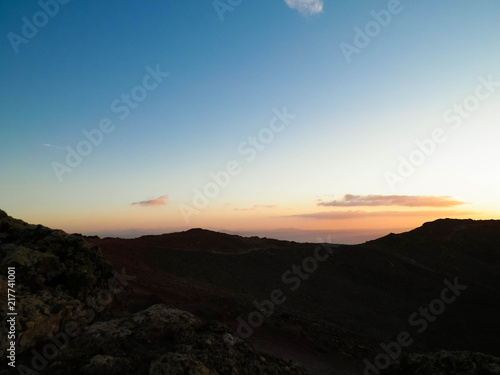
149;352;212;375
0;210;307;375
47;304;307;375
383;350;500;375
82;355;130;375
0;210;113;356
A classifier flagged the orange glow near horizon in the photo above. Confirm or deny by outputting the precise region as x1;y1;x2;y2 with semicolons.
18;199;498;242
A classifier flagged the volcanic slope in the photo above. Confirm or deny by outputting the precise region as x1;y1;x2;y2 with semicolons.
86;219;500;372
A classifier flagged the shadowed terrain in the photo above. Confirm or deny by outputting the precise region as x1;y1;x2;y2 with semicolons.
0;211;306;375
85;219;500;374
1;210;499;374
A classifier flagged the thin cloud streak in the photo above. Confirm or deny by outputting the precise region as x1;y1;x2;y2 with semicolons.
234;205;276;211
132;195;169;207
318;194;467;208
43;143;65;150
287;210;476;220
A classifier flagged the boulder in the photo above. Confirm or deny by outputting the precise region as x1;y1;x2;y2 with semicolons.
384;350;500;375
47;304;307;375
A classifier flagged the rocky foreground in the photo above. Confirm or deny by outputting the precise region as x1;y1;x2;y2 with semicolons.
385;350;500;375
1;209;500;374
0;210;305;374
0;210;113;358
47;304;306;375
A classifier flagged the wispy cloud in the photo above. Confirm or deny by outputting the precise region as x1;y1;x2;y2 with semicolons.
284;0;323;15
132;195;169;207
318;194;466;208
288;210;476;220
234;205;276;211
43;143;65;150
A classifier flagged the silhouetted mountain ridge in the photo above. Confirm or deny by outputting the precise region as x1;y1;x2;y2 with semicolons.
3;210;500;374
91;227;300;254
372;219;500;255
0;210;308;375
363;219;500;284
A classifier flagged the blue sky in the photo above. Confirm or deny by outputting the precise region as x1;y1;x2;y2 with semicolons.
1;0;500;243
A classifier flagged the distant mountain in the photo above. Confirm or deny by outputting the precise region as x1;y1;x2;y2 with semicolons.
2;209;500;375
84;227;300;254
370;218;500;260
0;210;307;375
85;218;500;374
364;218;500;295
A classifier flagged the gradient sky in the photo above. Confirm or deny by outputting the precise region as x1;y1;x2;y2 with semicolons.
1;0;499;243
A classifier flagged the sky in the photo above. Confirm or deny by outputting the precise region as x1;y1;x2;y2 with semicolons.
1;0;500;243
